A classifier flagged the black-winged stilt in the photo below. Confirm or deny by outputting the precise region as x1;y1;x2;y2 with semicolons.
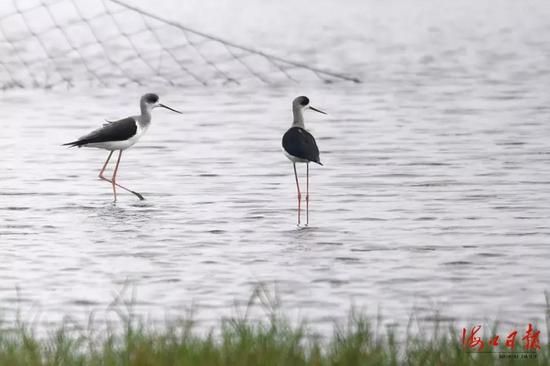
63;93;182;202
282;96;326;226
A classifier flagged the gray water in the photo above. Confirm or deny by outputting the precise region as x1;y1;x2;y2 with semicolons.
1;0;550;335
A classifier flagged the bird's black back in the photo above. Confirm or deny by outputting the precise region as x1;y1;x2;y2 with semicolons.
282;126;322;165
63;117;137;147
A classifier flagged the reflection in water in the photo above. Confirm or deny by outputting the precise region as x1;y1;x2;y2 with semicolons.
93;202;155;231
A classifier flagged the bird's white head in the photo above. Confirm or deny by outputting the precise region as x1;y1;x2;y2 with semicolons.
292;96;327;127
140;93;182;116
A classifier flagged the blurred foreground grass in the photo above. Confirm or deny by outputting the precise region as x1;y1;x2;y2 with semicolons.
0;288;547;366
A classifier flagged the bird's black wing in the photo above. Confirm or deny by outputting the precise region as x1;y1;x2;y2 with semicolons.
63;117;137;147
282;127;322;165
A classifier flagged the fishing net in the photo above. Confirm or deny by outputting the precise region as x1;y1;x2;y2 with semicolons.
0;0;360;88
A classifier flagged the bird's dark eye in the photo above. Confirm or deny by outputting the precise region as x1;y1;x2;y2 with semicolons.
146;94;159;104
299;96;309;106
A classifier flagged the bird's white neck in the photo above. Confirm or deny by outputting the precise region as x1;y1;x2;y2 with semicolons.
140;104;152;124
292;107;305;128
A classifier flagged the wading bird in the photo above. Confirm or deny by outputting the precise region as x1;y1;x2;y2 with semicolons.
63;93;182;201
282;96;326;226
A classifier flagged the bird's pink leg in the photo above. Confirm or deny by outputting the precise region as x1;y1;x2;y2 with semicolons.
98;151;113;181
293;163;301;226
99;150;144;201
306;163;309;226
111;150;123;202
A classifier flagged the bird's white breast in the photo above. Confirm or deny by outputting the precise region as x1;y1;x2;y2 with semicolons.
87;123;148;151
283;148;309;163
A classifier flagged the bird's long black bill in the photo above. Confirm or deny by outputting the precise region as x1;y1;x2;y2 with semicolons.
309;106;327;115
160;103;183;114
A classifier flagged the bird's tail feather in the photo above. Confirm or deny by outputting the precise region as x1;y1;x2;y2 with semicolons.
62;140;84;148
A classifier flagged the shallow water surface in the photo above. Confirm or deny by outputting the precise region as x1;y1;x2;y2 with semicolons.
1;0;550;336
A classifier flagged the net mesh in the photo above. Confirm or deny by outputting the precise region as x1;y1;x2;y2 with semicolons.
0;0;360;89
